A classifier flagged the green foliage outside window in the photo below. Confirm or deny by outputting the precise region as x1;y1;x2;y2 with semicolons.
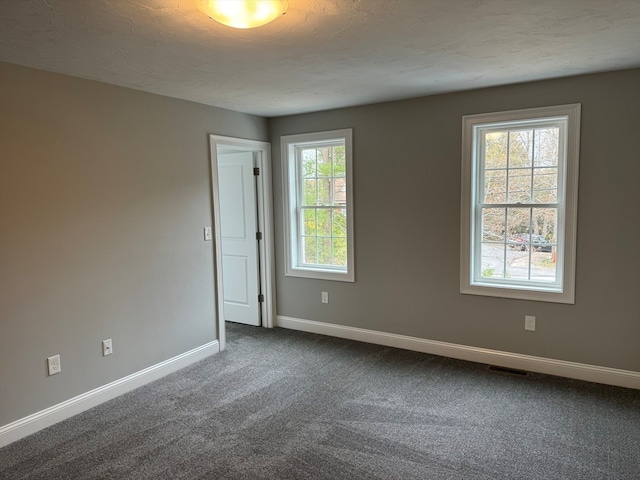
299;145;348;267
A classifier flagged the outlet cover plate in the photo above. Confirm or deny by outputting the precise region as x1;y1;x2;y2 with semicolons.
47;355;61;376
525;315;536;331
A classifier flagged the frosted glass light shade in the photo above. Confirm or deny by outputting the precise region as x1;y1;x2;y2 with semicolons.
195;0;288;29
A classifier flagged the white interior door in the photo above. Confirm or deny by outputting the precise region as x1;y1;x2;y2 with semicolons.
218;152;261;326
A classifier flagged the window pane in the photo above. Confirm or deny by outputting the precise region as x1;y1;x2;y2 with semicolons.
317;179;331;205
531;263;556;283
481;243;505;278
506;207;531;249
482;208;505;242
505;212;532;281
533;167;558;203
534;127;559;167
507;168;531;203
332;208;347;236
303;236;317;264
532;208;557;248
334;146;346;176
485;131;508;169
301;149;317;178
302;179;317;206
333;238;347;267
504;207;559;282
302;208;316;236
316;148;331;177
333;177;347;205
509;130;533;168
317;237;332;264
484;169;507;203
505;250;530;281
317;208;331;236
528;207;557;283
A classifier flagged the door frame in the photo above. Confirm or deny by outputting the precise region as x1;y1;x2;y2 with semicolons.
209;135;276;351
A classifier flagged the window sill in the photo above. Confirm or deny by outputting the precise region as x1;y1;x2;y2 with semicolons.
286;266;354;282
461;283;574;304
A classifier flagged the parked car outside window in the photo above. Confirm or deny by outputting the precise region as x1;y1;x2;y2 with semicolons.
511;234;553;252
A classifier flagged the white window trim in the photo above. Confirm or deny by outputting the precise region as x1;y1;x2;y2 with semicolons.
461;104;580;304
282;129;355;282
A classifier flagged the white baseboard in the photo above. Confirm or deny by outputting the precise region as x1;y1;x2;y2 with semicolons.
0;340;219;447
276;316;640;390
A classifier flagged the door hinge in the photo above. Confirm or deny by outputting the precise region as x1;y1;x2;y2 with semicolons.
256;232;263;240
258;294;264;303
253;167;260;176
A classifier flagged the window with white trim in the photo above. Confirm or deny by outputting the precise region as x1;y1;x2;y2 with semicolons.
461;104;580;303
282;129;354;282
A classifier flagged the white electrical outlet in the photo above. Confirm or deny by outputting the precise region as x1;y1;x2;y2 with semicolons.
321;291;329;304
47;355;61;376
525;315;536;331
204;227;212;241
102;339;113;356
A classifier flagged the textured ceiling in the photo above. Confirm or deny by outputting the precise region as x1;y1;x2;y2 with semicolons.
1;0;639;117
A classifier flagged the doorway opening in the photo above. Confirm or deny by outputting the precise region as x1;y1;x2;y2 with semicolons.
209;135;276;351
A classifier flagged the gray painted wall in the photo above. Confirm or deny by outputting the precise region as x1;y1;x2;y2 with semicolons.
1;62;638;427
0;62;268;425
269;69;640;373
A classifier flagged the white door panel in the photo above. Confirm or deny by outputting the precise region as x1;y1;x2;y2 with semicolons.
218;152;260;326
222;255;248;304
219;166;247;239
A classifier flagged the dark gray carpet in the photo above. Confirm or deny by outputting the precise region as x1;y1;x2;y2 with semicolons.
1;323;639;479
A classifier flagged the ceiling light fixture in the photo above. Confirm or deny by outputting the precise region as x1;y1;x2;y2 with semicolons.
195;0;288;29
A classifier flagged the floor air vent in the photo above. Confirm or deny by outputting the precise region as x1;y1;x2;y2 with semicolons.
488;365;529;376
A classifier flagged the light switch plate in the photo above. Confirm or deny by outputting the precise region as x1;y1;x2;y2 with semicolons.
102;339;113;356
